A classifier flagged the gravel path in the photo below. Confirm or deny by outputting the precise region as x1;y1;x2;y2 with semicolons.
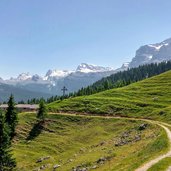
135;124;171;171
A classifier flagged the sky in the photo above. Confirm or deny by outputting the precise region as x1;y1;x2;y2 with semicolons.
0;0;171;79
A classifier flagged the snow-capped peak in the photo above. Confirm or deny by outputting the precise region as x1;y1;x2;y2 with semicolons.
121;62;130;68
76;63;113;73
45;69;72;79
148;44;163;50
148;42;169;51
6;63;114;82
17;73;32;81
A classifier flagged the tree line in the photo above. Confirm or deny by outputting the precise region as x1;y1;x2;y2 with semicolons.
74;61;171;96
0;95;47;170
0;95;18;170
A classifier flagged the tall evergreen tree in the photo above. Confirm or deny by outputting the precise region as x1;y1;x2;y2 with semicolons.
5;95;18;138
0;110;16;171
37;100;47;122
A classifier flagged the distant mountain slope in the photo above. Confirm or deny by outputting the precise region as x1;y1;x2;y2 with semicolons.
128;38;171;68
0;83;51;102
48;70;171;124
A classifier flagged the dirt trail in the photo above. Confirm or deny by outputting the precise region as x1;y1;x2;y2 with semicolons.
135;124;171;171
45;113;171;170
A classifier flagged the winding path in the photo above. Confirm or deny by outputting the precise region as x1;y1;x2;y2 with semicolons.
50;113;171;170
135;123;171;171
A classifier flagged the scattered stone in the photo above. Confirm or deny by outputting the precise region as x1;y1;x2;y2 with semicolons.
40;165;45;170
39;164;48;170
43;156;50;160
68;159;73;162
138;124;148;131
36;156;50;163
92;165;98;169
72;164;89;171
53;164;61;170
134;134;141;141
36;158;43;163
80;148;86;153
96;157;107;164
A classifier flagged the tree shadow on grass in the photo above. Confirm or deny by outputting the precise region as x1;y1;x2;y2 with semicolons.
26;120;44;141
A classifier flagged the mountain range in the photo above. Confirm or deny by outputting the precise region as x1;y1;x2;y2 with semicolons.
1;37;171;102
0;64;116;101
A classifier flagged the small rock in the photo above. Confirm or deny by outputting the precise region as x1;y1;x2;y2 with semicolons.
53;164;61;170
97;157;107;164
68;159;73;162
92;165;98;169
139;124;148;131
134;134;141;141
40;165;47;170
36;158;43;163
43;156;50;160
36;156;50;163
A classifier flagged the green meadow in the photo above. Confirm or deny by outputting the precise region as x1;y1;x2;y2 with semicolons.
48;70;171;124
12;113;168;171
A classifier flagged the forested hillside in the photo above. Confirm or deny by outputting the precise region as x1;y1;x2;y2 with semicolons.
74;61;171;96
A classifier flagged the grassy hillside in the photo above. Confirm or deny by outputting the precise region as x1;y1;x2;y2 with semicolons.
13;113;168;171
48;70;171;124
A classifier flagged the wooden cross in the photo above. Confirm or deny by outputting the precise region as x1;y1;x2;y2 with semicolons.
61;86;68;97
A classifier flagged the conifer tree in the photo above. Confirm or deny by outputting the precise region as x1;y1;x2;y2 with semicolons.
5;95;18;138
37;100;47;122
0;110;16;170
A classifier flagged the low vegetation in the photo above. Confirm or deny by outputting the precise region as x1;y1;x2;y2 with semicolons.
12;113;169;171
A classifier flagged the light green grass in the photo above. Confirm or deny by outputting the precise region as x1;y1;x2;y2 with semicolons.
48;70;171;124
12;113;169;171
148;157;171;171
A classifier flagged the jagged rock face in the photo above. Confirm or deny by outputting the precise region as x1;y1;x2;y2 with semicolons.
76;63;113;73
129;38;171;68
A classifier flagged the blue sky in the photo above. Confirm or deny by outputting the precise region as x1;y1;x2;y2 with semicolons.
0;0;171;78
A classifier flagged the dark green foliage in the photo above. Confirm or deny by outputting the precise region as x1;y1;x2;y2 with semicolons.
5;95;18;138
27;97;46;104
37;100;47;121
0;110;16;171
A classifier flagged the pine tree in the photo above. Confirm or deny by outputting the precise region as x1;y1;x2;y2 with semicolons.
0;110;16;171
37;100;47;122
5;95;18;138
